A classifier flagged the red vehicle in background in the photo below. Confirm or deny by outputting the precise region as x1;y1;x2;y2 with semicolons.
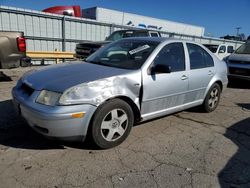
43;6;81;17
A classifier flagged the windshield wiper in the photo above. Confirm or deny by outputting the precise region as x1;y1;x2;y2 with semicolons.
85;60;101;64
86;60;113;67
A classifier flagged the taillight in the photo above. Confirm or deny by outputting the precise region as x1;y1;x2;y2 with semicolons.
17;36;26;52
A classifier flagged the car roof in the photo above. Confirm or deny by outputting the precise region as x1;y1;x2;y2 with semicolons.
114;29;160;33
118;37;198;44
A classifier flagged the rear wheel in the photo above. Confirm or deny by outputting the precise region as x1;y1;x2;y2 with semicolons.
202;83;221;112
91;99;134;149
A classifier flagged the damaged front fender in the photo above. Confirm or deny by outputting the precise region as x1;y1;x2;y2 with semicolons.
59;72;142;110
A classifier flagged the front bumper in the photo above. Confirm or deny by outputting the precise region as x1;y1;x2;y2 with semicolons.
12;88;97;140
228;74;250;81
227;63;250;81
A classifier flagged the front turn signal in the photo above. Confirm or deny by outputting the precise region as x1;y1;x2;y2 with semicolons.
71;112;85;118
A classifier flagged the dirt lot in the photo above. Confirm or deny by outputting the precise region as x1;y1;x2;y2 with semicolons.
0;67;250;188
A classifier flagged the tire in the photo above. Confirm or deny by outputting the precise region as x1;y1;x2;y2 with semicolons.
90;99;134;149
202;83;221;112
20;56;32;67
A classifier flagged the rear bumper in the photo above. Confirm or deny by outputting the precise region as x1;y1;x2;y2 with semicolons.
20;56;32;67
75;51;92;59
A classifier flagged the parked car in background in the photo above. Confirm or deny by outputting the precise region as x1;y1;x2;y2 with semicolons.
225;41;250;81
204;44;234;60
75;29;161;58
13;37;227;149
0;31;29;69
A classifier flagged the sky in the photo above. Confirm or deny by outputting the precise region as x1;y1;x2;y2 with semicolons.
1;0;250;38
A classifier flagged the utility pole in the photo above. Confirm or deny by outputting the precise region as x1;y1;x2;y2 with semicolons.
235;27;242;36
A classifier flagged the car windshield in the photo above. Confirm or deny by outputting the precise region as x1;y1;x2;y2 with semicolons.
235;43;250;54
106;31;134;41
204;44;219;53
86;39;159;70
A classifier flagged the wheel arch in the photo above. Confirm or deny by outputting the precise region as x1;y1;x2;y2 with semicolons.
86;96;140;148
204;78;223;99
214;80;223;91
88;96;141;132
111;96;141;123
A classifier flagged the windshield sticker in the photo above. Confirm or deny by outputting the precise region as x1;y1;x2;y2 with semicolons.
129;45;150;55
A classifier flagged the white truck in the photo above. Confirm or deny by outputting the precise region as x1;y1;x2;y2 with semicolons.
204;44;234;60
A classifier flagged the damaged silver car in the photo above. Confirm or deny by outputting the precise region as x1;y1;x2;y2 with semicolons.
12;37;228;148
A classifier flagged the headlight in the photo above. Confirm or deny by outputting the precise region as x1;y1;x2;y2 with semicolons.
59;83;98;105
36;90;61;106
59;80;113;105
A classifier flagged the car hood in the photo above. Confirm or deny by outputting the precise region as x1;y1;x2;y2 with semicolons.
228;53;250;62
22;62;131;92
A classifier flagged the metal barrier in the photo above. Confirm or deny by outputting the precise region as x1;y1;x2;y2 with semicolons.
0;5;245;65
26;51;75;64
0;5;244;53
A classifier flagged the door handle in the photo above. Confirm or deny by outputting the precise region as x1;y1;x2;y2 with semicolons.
181;75;188;80
208;70;214;76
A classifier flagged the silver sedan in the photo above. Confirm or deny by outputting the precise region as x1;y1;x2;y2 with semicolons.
12;37;228;148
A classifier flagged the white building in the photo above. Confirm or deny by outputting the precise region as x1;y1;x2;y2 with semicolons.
82;7;205;37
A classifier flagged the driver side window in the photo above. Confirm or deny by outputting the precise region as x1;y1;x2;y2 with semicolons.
154;43;185;72
219;46;226;53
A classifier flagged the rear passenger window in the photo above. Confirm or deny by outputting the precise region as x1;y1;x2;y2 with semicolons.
154;43;185;72
203;51;214;67
187;43;214;69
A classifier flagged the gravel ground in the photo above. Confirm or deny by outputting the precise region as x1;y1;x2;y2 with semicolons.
0;66;250;188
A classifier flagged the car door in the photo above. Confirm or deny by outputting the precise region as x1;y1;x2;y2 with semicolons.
227;45;234;56
217;45;226;60
141;42;189;119
186;43;215;103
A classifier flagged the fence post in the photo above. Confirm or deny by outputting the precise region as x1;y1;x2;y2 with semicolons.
110;24;114;35
62;16;66;52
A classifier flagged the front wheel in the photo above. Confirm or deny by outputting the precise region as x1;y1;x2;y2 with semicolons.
90;99;134;149
202;83;221;112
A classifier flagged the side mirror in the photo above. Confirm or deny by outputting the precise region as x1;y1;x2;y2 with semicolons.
150;64;171;74
218;49;225;53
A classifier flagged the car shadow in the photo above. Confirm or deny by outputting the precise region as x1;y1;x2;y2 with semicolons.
0;99;99;150
227;78;250;89
0;71;12;82
219;117;250;187
237;103;250;111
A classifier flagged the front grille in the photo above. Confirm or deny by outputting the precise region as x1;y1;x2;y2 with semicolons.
229;67;250;77
20;83;34;96
229;60;250;65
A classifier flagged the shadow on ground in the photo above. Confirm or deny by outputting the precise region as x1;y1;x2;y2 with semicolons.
227;78;250;89
219;116;250;187
0;100;98;150
0;71;12;82
237;103;250;112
